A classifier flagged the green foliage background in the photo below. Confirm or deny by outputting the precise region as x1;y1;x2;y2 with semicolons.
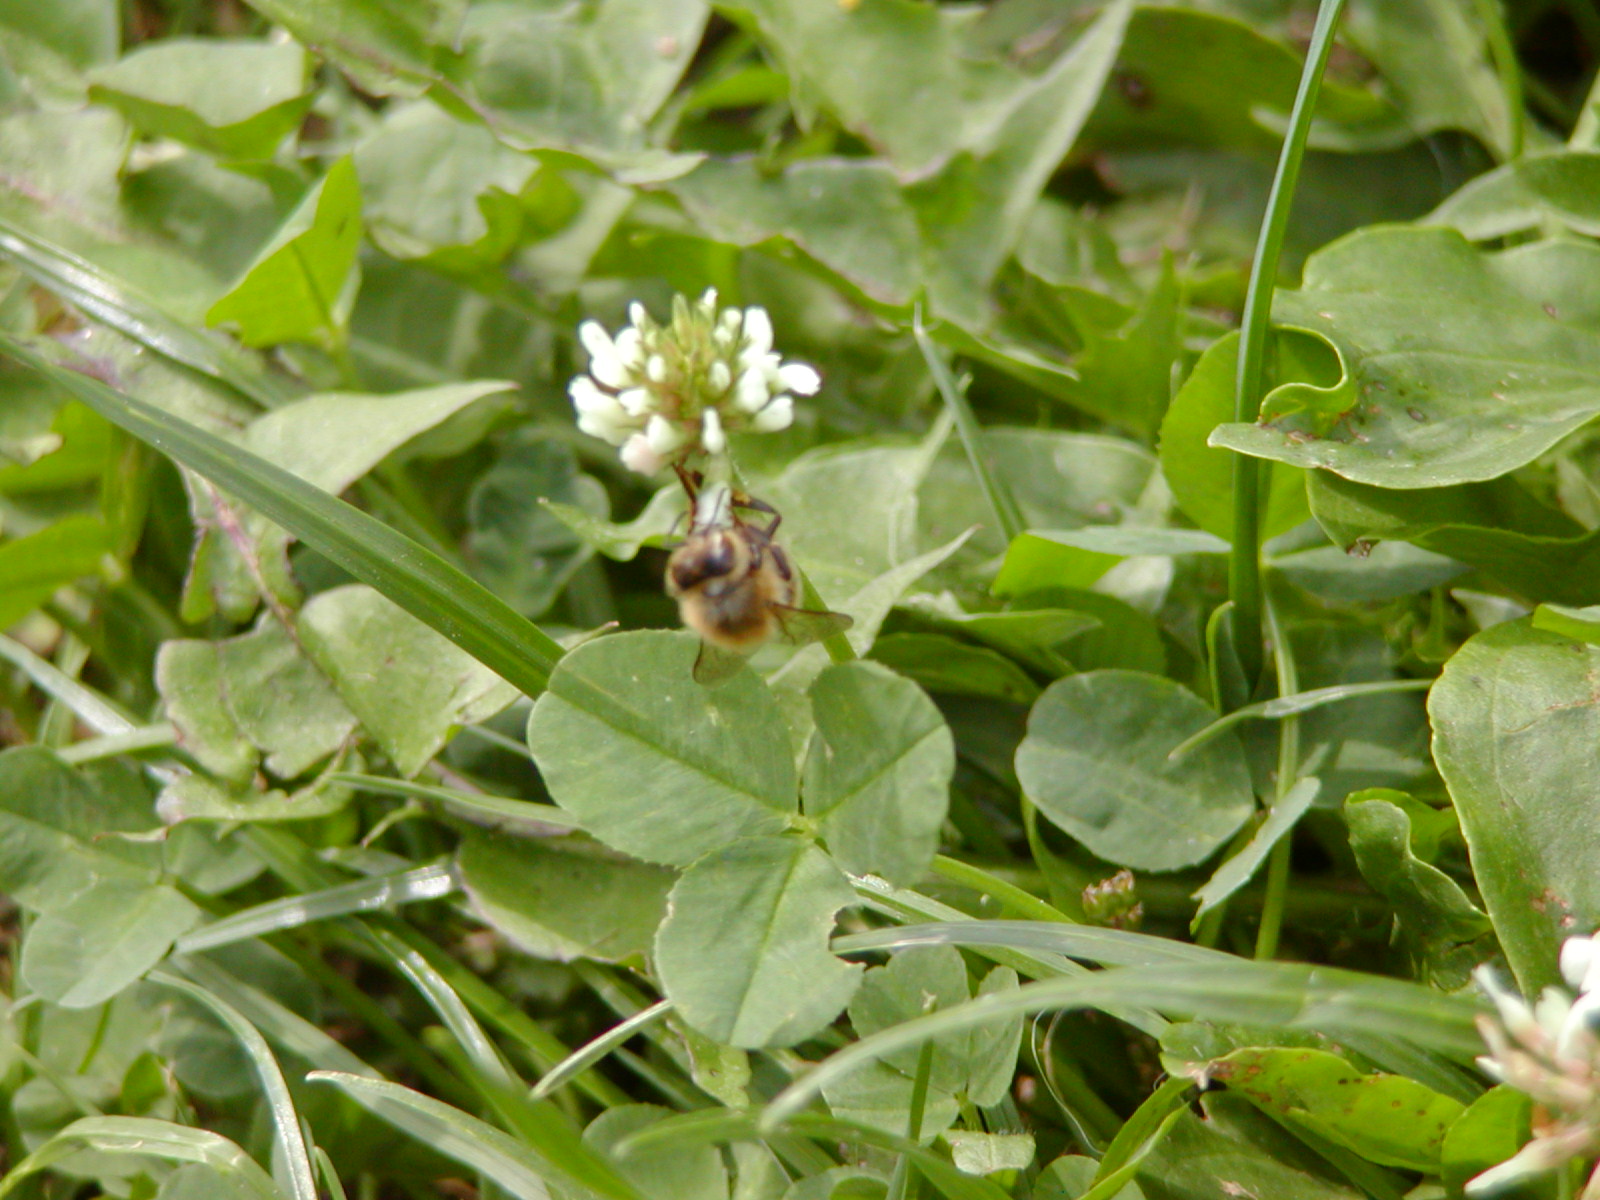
1;0;1598;1197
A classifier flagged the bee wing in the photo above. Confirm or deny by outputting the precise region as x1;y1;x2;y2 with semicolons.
772;604;854;648
692;640;750;687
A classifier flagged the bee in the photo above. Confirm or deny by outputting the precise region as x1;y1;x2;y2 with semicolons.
666;468;853;685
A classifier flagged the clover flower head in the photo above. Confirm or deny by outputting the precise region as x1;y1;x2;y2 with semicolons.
567;289;817;475
1469;933;1600;1197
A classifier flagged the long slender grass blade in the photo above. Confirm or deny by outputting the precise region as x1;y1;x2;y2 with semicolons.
149;970;318;1200
0;333;563;696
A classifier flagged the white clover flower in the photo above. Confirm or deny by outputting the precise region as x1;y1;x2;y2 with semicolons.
620;433;662;475
701;408;726;454
567;294;818;474
1469;934;1600;1197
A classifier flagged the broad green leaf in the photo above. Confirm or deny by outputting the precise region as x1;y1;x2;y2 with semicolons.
1133;1094;1362;1200
155;773;355;825
0;335;564;698
0;1117;284;1200
1046;254;1182;439
655;836;862;1048
945;1131;1033;1177
1341;0;1514;156
1429;149;1600;240
1006;587;1166;675
0;0;118;67
458;831;674;963
1534;601;1600;644
526;631;796;867
670;157;920;307
1210;1046;1464;1172
1268;539;1467;604
1308;470;1600;605
868;634;1040;704
1439;1086;1532;1195
1192;776;1319;919
584;1105;729;1200
898;595;1098;674
1159;330;1309;542
914;0;1131;325
919;428;1157;583
993;527;1228;597
847;946;971;1099
1077;5;1396;154
156;620;357;783
543;482;682;562
309;1070;642;1200
1344;790;1491;989
207;157;363;350
819;1059;959;1143
450;0;707;174
299;584;517;778
848;946;1022;1112
234;0;448;96
0;401;114;491
465;435;607;618
87;39;312;159
1015;671;1254;872
719;0;1044;176
0;748;201;1008
766;423;951;601
802;661;953;887
1211;228;1600;488
1430;618;1600;993
0;514;114;630
22;881;202;1009
355;101;543;274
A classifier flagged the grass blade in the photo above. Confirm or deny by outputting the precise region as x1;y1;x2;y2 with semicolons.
0;1116;286;1200
0;216;291;408
0;333;563;696
760;962;1484;1129
149;969;318;1200
308;1071;644;1200
175;861;459;952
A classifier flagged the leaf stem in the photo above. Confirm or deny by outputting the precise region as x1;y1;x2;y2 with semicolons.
912;307;1025;543
1472;0;1525;159
1255;593;1300;961
932;855;1077;924
1229;0;1349;689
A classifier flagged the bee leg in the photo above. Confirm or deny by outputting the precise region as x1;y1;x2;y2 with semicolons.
736;494;782;537
673;464;703;503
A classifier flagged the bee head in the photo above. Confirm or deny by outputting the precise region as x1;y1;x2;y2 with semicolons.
667;529;749;595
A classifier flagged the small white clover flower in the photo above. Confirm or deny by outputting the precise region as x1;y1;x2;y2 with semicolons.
1469;934;1600;1197
567;290;817;474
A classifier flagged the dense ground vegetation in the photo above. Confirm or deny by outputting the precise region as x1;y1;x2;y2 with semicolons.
3;0;1600;1197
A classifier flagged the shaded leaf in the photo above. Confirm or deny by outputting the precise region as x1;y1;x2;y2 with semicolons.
458;831;674;964
1016;671;1254;872
299;584;517;778
88;38;312;159
803;661;953;886
526;630;795;867
1212;229;1600;489
1430;618;1600;993
655;836;862;1048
